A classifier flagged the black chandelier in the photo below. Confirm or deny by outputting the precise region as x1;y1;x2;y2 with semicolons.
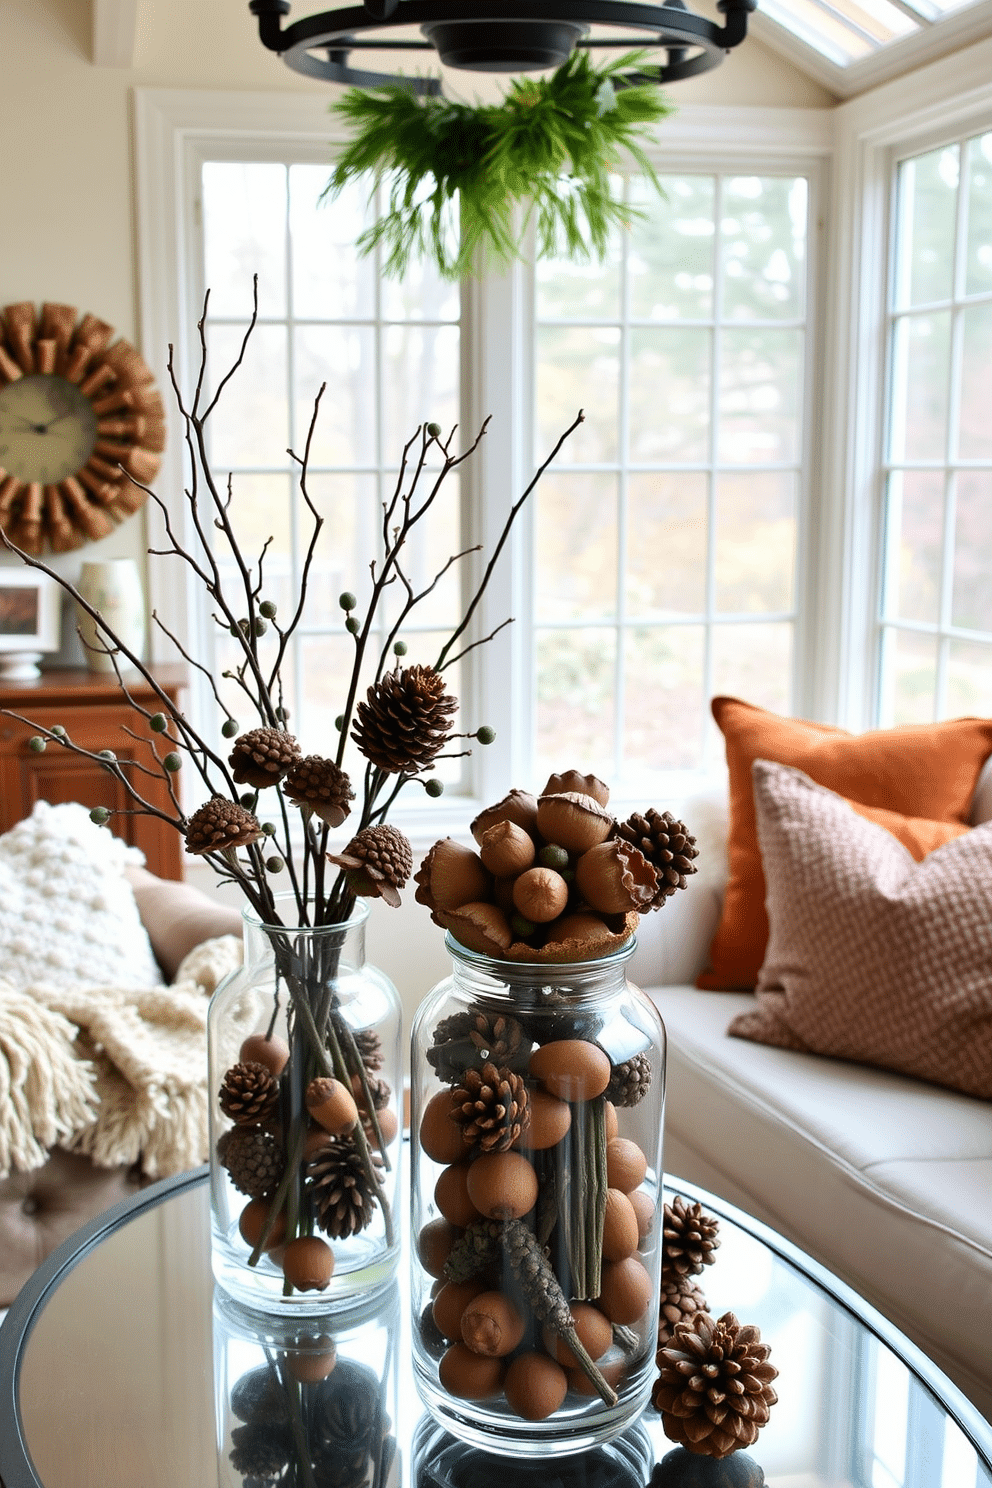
249;0;757;96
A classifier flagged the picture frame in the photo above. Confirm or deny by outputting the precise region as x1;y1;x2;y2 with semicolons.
0;568;61;678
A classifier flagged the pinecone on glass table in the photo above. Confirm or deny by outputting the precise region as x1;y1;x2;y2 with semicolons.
657;1274;711;1348
663;1195;720;1281
653;1311;778;1459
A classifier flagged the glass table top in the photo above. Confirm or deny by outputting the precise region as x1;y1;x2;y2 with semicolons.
0;1169;989;1488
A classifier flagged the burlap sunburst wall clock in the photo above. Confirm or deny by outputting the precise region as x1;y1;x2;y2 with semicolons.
0;302;166;555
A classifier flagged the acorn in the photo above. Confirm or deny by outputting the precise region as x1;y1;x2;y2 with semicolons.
238;1198;287;1251
574;839;659;914
460;1291;526;1357
440;902;513;957
470;789;539;845
536;791;614;853
541;770;610;806
239;1032;290;1078
282;1236;335;1292
305;1077;359;1135
511;866;569;924
414;838;491;913
479;819;536;878
504;1352;568;1420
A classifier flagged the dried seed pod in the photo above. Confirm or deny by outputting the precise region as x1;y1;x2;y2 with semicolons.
470;789;539;845
239;1032;291;1077
352;663;457;774
283;754;354;828
327;823;413;908
541;770;610;806
450;1062;531;1153
574;839;659;914
229;727;301;789
414;837;491;913
185;797;263;855
536;791;614;853
479;819;536;877
460;1290;526;1357
439;902;513;957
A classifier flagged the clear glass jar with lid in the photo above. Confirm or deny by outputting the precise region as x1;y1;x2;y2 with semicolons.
410;933;666;1456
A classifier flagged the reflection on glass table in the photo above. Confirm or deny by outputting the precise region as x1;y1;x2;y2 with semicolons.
0;1171;989;1488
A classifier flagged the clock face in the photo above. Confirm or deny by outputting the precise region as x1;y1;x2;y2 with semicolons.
0;373;98;485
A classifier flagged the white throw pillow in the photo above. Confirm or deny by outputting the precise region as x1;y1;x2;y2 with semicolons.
0;801;163;991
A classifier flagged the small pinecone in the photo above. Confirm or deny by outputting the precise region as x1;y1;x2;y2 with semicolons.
218;1125;285;1197
355;1028;384;1072
499;1218;573;1334
219;1061;281;1126
185;797;263;855
228;1421;291;1479
663;1196;721;1281
450;1061;531;1153
351;664;457;775
308;1136;382;1239
313;1360;381;1487
283;754;354;828
327;824;413;908
617;809;699;909
231;1365;289;1426
653;1311;778;1458
362;1075;391;1112
658;1275;710;1348
229;726;301;790
606;1051;652;1107
427;1010;532;1082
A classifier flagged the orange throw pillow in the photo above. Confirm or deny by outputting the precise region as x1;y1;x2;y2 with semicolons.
699;696;992;990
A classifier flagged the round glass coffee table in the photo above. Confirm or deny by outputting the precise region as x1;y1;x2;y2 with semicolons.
0;1168;989;1488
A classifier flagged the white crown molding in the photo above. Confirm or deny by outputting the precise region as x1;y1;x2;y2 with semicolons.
92;0;138;68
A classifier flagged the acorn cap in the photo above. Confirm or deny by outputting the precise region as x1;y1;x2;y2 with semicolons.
504;912;637;963
440;901;513;956
541;770;610;806
536;791;614;854
414;837;491;913
574;839;659;915
470;789;539;845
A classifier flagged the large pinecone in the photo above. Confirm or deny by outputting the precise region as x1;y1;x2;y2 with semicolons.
327;824;413;909
663;1196;721;1281
229;727;301;789
219;1061;281;1126
351;664;457;775
450;1061;530;1152
218;1125;284;1197
658;1274;710;1348
617;810;699;909
308;1136;382;1239
427;1010;532;1082
606;1052;652;1107
185;797;263;855
228;1421;291;1479
283;755;354;828
653;1311;778;1458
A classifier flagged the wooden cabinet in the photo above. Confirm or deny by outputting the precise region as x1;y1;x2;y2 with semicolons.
0;665;187;879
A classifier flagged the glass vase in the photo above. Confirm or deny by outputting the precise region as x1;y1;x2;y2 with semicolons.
410;935;666;1456
208;898;402;1313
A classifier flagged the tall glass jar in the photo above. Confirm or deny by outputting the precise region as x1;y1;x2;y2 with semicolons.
208;898;402;1313
410;935;665;1456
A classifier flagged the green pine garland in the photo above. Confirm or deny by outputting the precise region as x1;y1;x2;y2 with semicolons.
324;50;673;280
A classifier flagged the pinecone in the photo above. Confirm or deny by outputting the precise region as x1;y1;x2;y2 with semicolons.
312;1360;382;1488
219;1061;281;1126
426;1010;533;1082
653;1311;778;1459
308;1136;382;1239
361;1075;392;1112
355;1028;384;1072
450;1061;531;1153
663;1196;721;1281
351;664;457;775
658;1275;711;1348
229;1421;291;1479
218;1125;285;1197
229;727;302;790
231;1366;289;1426
185;797;263;855
283;755;354;828
327;824;413;909
606;1052;653;1107
617;809;699;908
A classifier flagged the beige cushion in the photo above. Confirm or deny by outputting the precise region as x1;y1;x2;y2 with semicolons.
728;760;992;1099
124;867;243;982
652;983;992;1421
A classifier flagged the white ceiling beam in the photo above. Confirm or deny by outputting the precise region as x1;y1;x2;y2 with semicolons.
92;0;139;67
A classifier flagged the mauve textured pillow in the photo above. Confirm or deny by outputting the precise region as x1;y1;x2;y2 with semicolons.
728;760;992;1099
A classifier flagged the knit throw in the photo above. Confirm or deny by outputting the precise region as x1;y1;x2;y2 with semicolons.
0;935;247;1181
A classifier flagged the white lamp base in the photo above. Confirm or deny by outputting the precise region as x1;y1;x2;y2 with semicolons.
0;651;44;681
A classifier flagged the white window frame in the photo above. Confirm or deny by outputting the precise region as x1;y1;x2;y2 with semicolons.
136;88;831;832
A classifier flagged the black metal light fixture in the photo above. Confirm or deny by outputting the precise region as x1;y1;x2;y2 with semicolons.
249;0;758;96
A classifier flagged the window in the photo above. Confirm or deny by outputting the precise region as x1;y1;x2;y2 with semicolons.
877;128;992;725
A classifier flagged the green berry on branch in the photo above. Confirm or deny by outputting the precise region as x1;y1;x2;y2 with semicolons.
163;753;182;773
265;857;284;874
426;422;442;439
238;618;251;635
98;749;117;762
239;792;257;809
345;616;360;635
475;726;496;745
89;807;111;825
275;706;289;722
339;592;357;612
221;718;239;738
510;913;536;938
253;618;267;637
150;713;168;733
259;600;277;619
50;725;67;739
262;822;277;836
393;640;408;656
539;844;569;871
28;736;45;753
424;778;444;798
334;715;344;732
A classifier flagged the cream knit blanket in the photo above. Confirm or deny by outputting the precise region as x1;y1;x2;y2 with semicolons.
0;935;246;1181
